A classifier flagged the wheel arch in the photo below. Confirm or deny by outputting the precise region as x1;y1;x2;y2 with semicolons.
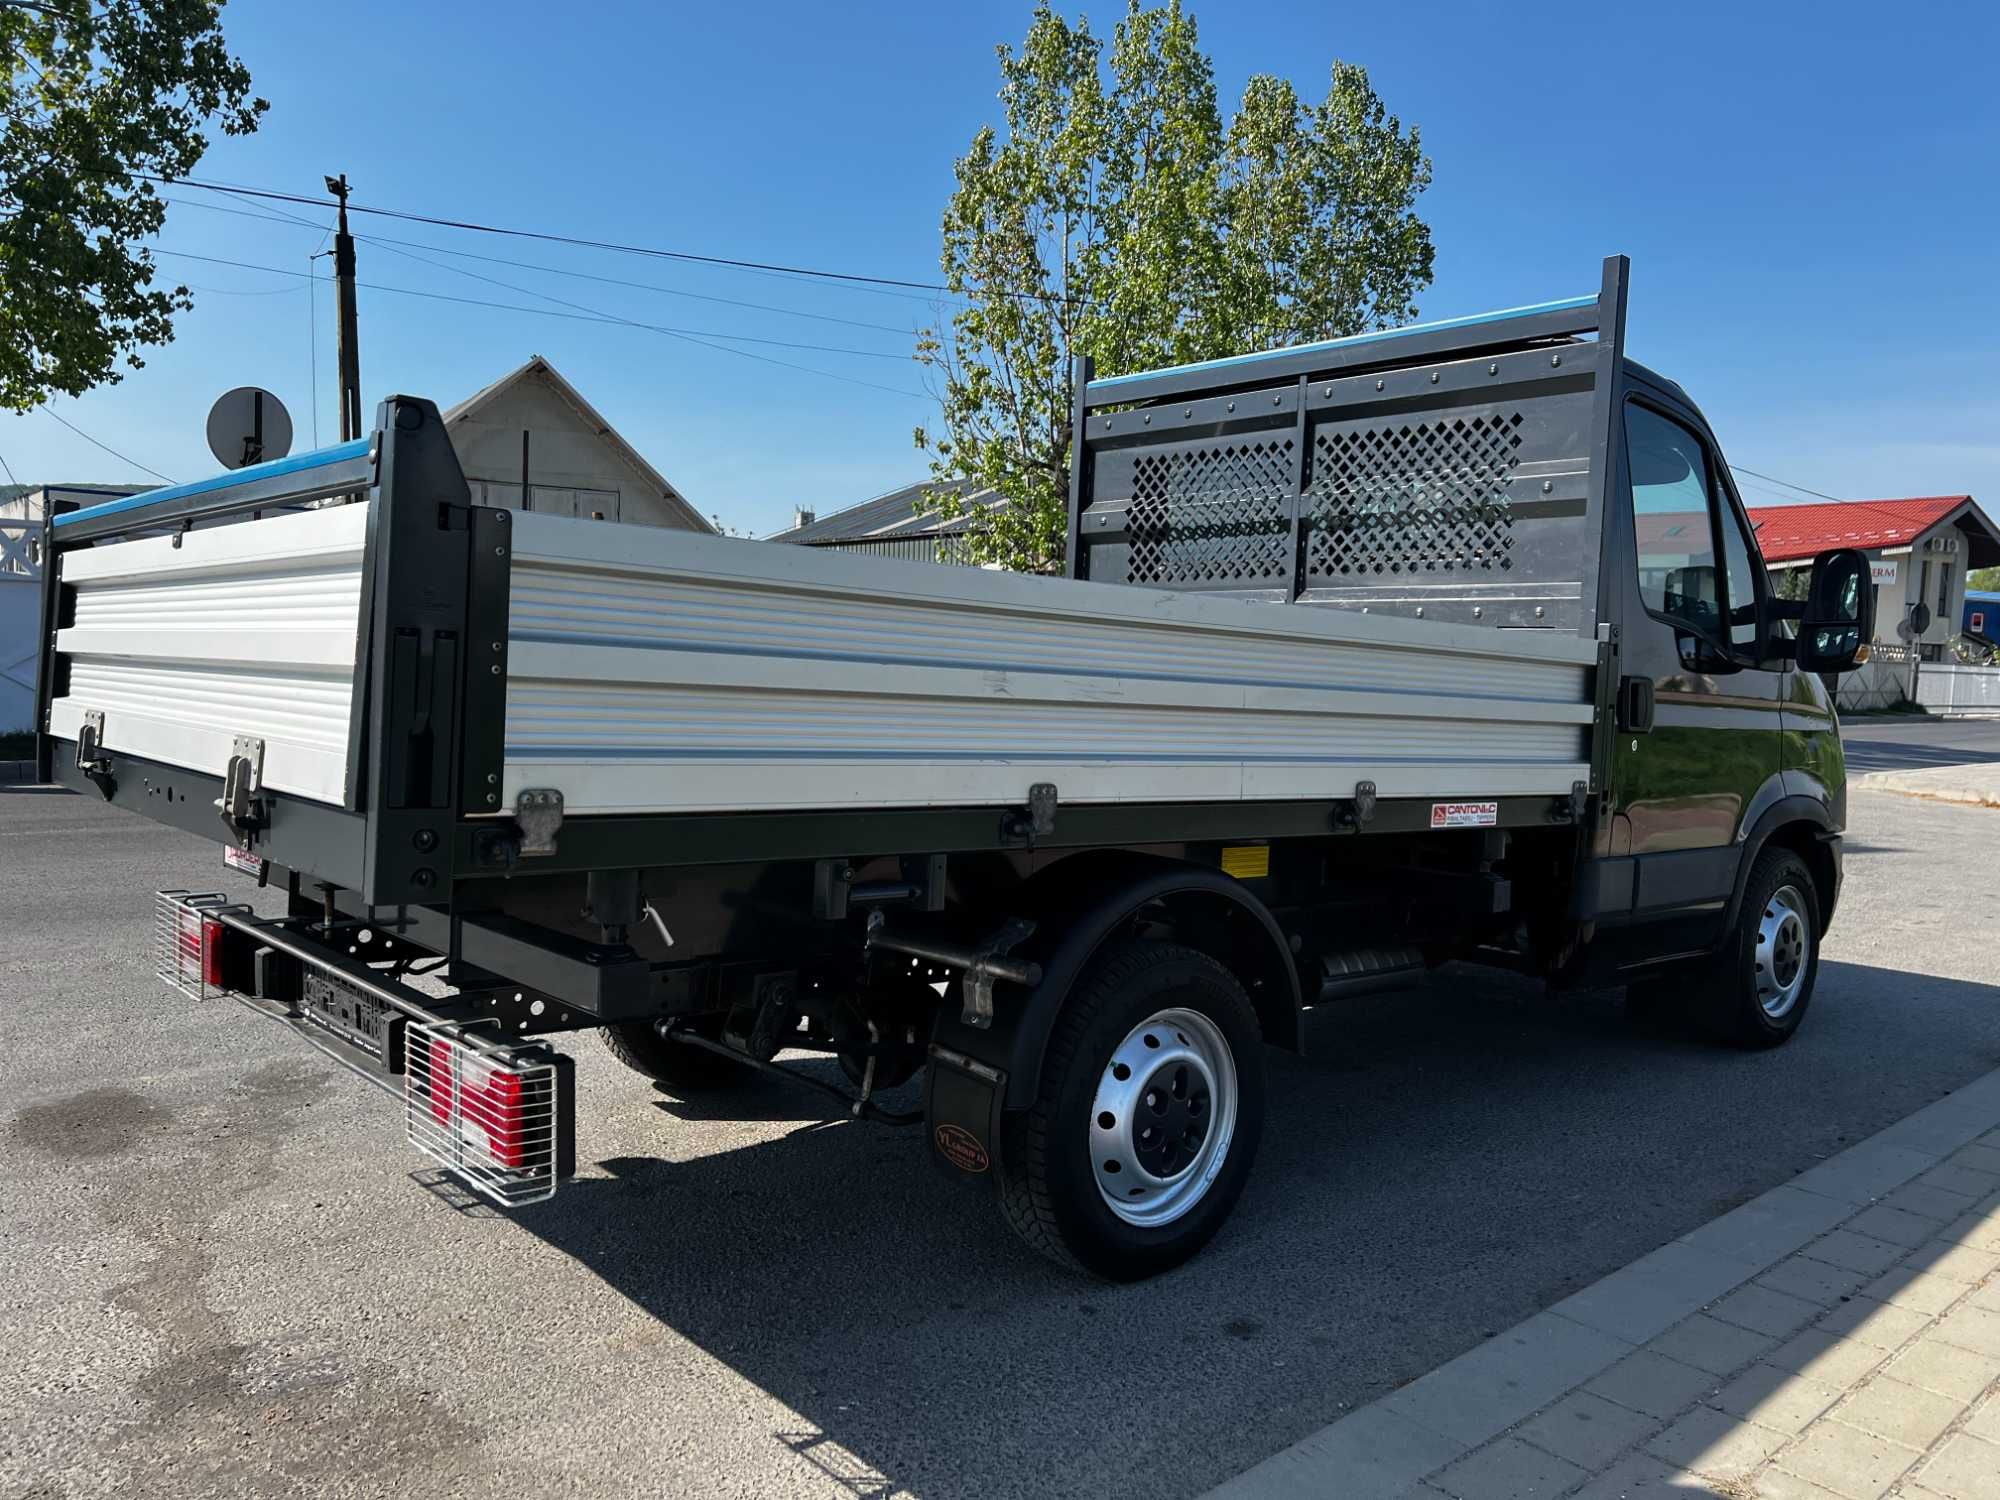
1724;797;1840;936
939;850;1302;1112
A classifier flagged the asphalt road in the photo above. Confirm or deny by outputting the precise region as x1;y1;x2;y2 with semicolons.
1838;711;2000;772
3;786;1998;1500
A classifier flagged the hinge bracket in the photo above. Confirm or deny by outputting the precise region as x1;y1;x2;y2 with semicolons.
515;788;564;857
1332;778;1378;833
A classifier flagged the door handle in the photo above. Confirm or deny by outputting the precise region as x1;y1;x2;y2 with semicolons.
1618;675;1656;734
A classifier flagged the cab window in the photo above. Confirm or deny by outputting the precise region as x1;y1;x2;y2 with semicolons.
1626;403;1722;636
1716;492;1763;648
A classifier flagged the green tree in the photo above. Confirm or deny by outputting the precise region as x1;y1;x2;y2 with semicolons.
1;0;265;411
914;1;1434;572
1969;566;2000;592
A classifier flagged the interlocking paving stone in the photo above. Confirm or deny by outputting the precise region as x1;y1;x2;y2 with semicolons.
1564;1454;1705;1499
1883;1336;2000;1402
1706;1283;1826;1339
1859;1267;1975;1317
1758;1254;1872;1307
1643;1404;1787;1478
1832;1376;1965;1449
1766;1329;1891;1387
1515;1390;1663;1472
1950;1143;2000;1176
1706;1362;1842;1433
1429;1436;1587;1500
1919;1242;2000;1286
1647;1315;1779;1377
1204;1402;1467;1500
1380;1312;1632;1450
1752;1468;1856;1499
1773;1419;1920;1499
1919;1162;2000;1199
1936;1304;2000;1358
1848;1204;1951;1249
1679;1186;1855;1267
1884;1182;1982;1225
1550;1241;1758;1345
1910;1431;2000;1499
1583;1349;1721;1422
1966;1395;2000;1444
1804;1230;1914;1277
1942;1205;2000;1254
1812;1297;1933;1350
1789;1143;1940;1208
1969;1278;2000;1313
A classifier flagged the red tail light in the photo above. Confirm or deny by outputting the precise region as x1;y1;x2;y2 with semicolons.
201;917;227;989
423;1039;525;1168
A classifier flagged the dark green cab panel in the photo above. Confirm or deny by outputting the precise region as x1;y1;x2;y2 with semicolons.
1780;667;1846;822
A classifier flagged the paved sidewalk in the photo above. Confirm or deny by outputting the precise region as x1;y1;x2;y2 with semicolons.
1856;765;2000;810
1209;1069;2000;1500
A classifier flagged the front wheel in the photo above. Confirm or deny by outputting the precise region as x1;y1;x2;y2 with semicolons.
1701;848;1822;1047
999;941;1265;1280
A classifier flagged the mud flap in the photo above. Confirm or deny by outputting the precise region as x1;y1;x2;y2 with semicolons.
924;1045;1007;1190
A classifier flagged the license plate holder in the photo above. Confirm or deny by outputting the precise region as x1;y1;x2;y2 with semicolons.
300;966;406;1071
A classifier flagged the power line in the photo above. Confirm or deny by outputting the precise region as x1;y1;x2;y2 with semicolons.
41;407;177;484
143;173;958;298
151;247;930;400
0;443;18;490
161;194;923;336
1729;465;1841;504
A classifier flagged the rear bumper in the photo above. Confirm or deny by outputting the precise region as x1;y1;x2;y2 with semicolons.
154;891;575;1206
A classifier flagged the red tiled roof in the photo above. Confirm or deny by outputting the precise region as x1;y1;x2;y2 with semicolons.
1746;496;1973;564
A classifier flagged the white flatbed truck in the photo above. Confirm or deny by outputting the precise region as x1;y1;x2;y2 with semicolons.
32;256;1875;1278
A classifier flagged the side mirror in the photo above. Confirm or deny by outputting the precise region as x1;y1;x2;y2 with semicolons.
1796;547;1875;673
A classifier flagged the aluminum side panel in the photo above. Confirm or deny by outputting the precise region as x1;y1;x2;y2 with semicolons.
47;504;370;805
505;516;1594;818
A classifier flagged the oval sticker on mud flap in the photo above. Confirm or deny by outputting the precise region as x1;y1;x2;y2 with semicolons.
934;1123;990;1174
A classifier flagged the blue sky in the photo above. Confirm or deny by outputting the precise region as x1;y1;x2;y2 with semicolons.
6;0;1996;533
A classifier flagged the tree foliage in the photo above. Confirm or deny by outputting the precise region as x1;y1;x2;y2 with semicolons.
0;0;265;411
915;1;1434;572
1969;566;2000;593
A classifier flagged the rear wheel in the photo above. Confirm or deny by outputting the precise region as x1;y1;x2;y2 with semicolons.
600;1017;757;1091
999;940;1264;1280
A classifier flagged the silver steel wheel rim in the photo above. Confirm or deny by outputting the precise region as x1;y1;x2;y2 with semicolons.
1755;883;1811;1019
1089;1007;1238;1229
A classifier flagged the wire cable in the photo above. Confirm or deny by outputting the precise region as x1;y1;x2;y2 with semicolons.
143;173;950;293
162;194;923;336
41;407;176;484
151;247;930;400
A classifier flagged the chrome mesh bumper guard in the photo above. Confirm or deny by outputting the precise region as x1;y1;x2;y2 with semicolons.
155;890;231;999
404;1020;561;1207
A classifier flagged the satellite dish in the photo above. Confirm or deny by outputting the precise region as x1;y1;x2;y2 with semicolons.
206;387;293;470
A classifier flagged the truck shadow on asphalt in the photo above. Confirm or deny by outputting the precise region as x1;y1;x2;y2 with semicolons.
497;959;2000;1500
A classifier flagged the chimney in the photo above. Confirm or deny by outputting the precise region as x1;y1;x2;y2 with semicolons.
793;506;816;530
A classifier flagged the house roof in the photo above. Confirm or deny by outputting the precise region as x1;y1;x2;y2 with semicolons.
770;477;1000;544
445;355;712;533
1746;495;1996;564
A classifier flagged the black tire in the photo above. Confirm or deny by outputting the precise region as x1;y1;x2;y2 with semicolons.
999;940;1265;1281
599;1018;757;1091
1696;847;1822;1048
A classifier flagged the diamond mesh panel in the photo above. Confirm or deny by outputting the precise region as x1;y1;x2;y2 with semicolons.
1306;413;1523;579
1126;438;1296;587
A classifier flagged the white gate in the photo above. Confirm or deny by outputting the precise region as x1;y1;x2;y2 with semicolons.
1916;662;2000;716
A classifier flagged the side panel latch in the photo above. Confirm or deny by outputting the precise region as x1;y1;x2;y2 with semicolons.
1002;782;1058;848
515;788;563;857
217;735;267;843
75;708;110;773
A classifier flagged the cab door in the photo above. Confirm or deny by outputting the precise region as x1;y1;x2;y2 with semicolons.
1608;394;1787;943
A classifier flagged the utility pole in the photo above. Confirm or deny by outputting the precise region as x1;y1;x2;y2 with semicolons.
325;173;363;444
